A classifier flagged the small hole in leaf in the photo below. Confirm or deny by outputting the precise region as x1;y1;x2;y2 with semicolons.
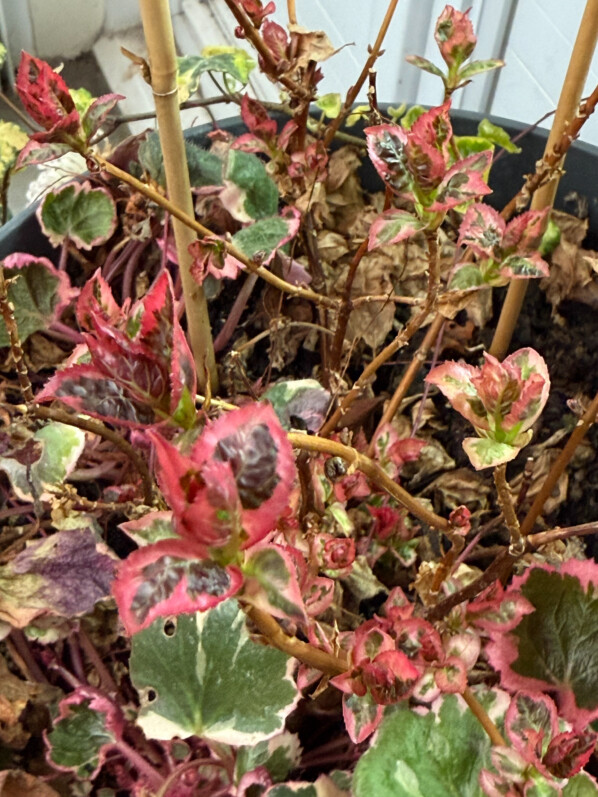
163;618;177;636
147;689;157;702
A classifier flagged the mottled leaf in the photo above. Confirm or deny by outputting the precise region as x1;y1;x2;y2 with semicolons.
38;181;117;249
262;379;330;432
129;599;298;743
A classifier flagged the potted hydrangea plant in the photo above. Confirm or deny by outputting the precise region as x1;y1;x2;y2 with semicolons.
1;2;598;795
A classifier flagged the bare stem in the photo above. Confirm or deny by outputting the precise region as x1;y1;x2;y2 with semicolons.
323;0;400;147
320;229;440;436
493;464;525;555
0;265;34;405
519;389;598;537
367;313;445;456
244;605;348;675
139;0;217;392
288;431;449;532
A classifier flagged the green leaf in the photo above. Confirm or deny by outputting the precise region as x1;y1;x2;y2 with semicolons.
449;264;485;290
48;700;116;780
232;216;291;260
563;773;598;796
316;93;342;118
458;58;505;82
0;422;85;501
353;695;490;797
0;120;28;182
130;599;298;744
176;48;255;102
39;181;117;249
462;437;520;470
0;43;7;70
404;54;445;79
69;87;94;117
138;132;223;188
225;149;278;220
477;119;521;154
539;218;561;256
235;731;302;784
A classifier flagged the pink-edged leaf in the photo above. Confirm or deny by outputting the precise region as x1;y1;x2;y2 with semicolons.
501;348;550;433
504;691;559;765
462;436;521;470
152;435;244;551
503;207;550;254
77;268;122;327
15;139;74;169
189;236;243;285
467;581;535;633
81;92;124;140
303;575;334;616
240;92;277;139
119;511;177;547
410;100;453;169
190;403;297;547
16;52;80;134
434;656;467;693
46;687;125;781
487;559;598;727
365;123;412;195
431;150;492;211
368;208;427;249
434;5;477;68
425;359;488;429
499;253;550;279
543;728;597;779
0;252;77;347
243;543;306;621
37;363;158;426
232;132;272;154
457;203;505;258
443;632;481;670
340;692;384;744
37;181;117;249
112;538;243;635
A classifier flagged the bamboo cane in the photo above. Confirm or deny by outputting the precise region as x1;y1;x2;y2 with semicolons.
138;0;218;392
490;0;598;360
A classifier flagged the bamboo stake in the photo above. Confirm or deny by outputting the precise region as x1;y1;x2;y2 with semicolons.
489;0;598;360
138;0;218;392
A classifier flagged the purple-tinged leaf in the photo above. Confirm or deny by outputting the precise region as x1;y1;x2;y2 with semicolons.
190;403;297;547
46;687;124;781
37;364;157;427
487;559;598;727
0;252;77;347
543;729;597;779
262;379;330;433
368;209;427;249
112;539;243;635
38;181;117;249
0;529;115;628
243;543;306;621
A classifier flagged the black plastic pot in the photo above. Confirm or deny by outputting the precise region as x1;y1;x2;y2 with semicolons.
1;111;597;259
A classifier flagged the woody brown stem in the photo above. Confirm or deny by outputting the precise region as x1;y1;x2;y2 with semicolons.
493;463;525;555
323;0;400;147
0;265;34;405
320;229;440;436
